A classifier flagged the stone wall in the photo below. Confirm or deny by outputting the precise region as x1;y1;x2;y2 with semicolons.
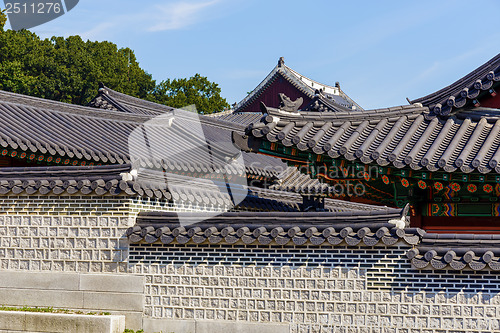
1;195;500;332
0;195;176;330
0;196;133;273
131;243;500;333
0;195;206;273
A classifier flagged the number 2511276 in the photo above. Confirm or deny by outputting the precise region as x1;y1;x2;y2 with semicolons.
4;2;62;14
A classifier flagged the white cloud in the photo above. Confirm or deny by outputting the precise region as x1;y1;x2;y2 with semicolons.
148;0;220;32
30;0;225;41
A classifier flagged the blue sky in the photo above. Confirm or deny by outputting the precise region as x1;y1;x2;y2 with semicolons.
6;0;500;109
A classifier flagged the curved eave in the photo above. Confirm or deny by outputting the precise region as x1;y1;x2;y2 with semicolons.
0;164;171;199
409;232;500;271
411;52;500;116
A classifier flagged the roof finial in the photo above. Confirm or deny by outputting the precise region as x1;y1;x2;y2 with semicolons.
279;93;302;113
278;57;285;68
98;82;108;94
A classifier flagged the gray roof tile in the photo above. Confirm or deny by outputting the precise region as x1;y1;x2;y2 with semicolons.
235;100;500;174
409;231;500;271
128;207;417;246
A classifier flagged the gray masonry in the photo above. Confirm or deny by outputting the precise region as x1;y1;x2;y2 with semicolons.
0;195;499;332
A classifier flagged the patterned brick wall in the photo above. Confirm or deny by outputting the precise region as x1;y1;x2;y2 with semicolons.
130;243;500;332
0;195;251;274
1;195;500;332
0;195;181;273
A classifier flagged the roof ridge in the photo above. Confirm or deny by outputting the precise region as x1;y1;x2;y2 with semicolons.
99;85;174;113
205;109;233;117
233;64;280;112
284;65;336;92
0;90;151;123
261;103;429;121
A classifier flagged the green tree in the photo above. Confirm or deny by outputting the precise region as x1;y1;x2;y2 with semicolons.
0;9;228;113
0;8;6;31
0;22;155;105
148;74;229;114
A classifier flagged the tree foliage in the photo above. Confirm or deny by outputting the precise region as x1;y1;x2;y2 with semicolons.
0;11;228;112
0;26;155;104
148;74;229;114
0;9;6;31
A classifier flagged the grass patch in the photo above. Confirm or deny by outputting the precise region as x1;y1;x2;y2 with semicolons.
0;306;111;315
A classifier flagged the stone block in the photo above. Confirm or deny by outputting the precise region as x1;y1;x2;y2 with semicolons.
196;320;290;333
0;288;84;309
80;273;144;293
0;311;125;333
83;292;143;311
0;311;25;331
109;311;143;331
0;271;79;291
143;318;196;332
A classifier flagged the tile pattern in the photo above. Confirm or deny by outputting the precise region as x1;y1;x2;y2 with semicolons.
127;209;419;247
237;102;500;174
0;89;283;180
409;232;500;271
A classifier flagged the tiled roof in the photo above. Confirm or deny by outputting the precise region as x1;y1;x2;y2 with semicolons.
0;163;393;214
127;207;421;246
244;186;392;213
0;89;290;181
408;232;500;271
234;101;500;174
88;84;174;116
0;164;171;198
270;166;334;194
85;88;292;179
86;87;337;189
0;90;147;165
411;52;500;116
234;58;363;113
212;112;264;125
0;88;342;203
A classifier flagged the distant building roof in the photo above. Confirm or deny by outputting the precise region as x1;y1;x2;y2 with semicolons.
234;57;363;113
88;84;174;116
